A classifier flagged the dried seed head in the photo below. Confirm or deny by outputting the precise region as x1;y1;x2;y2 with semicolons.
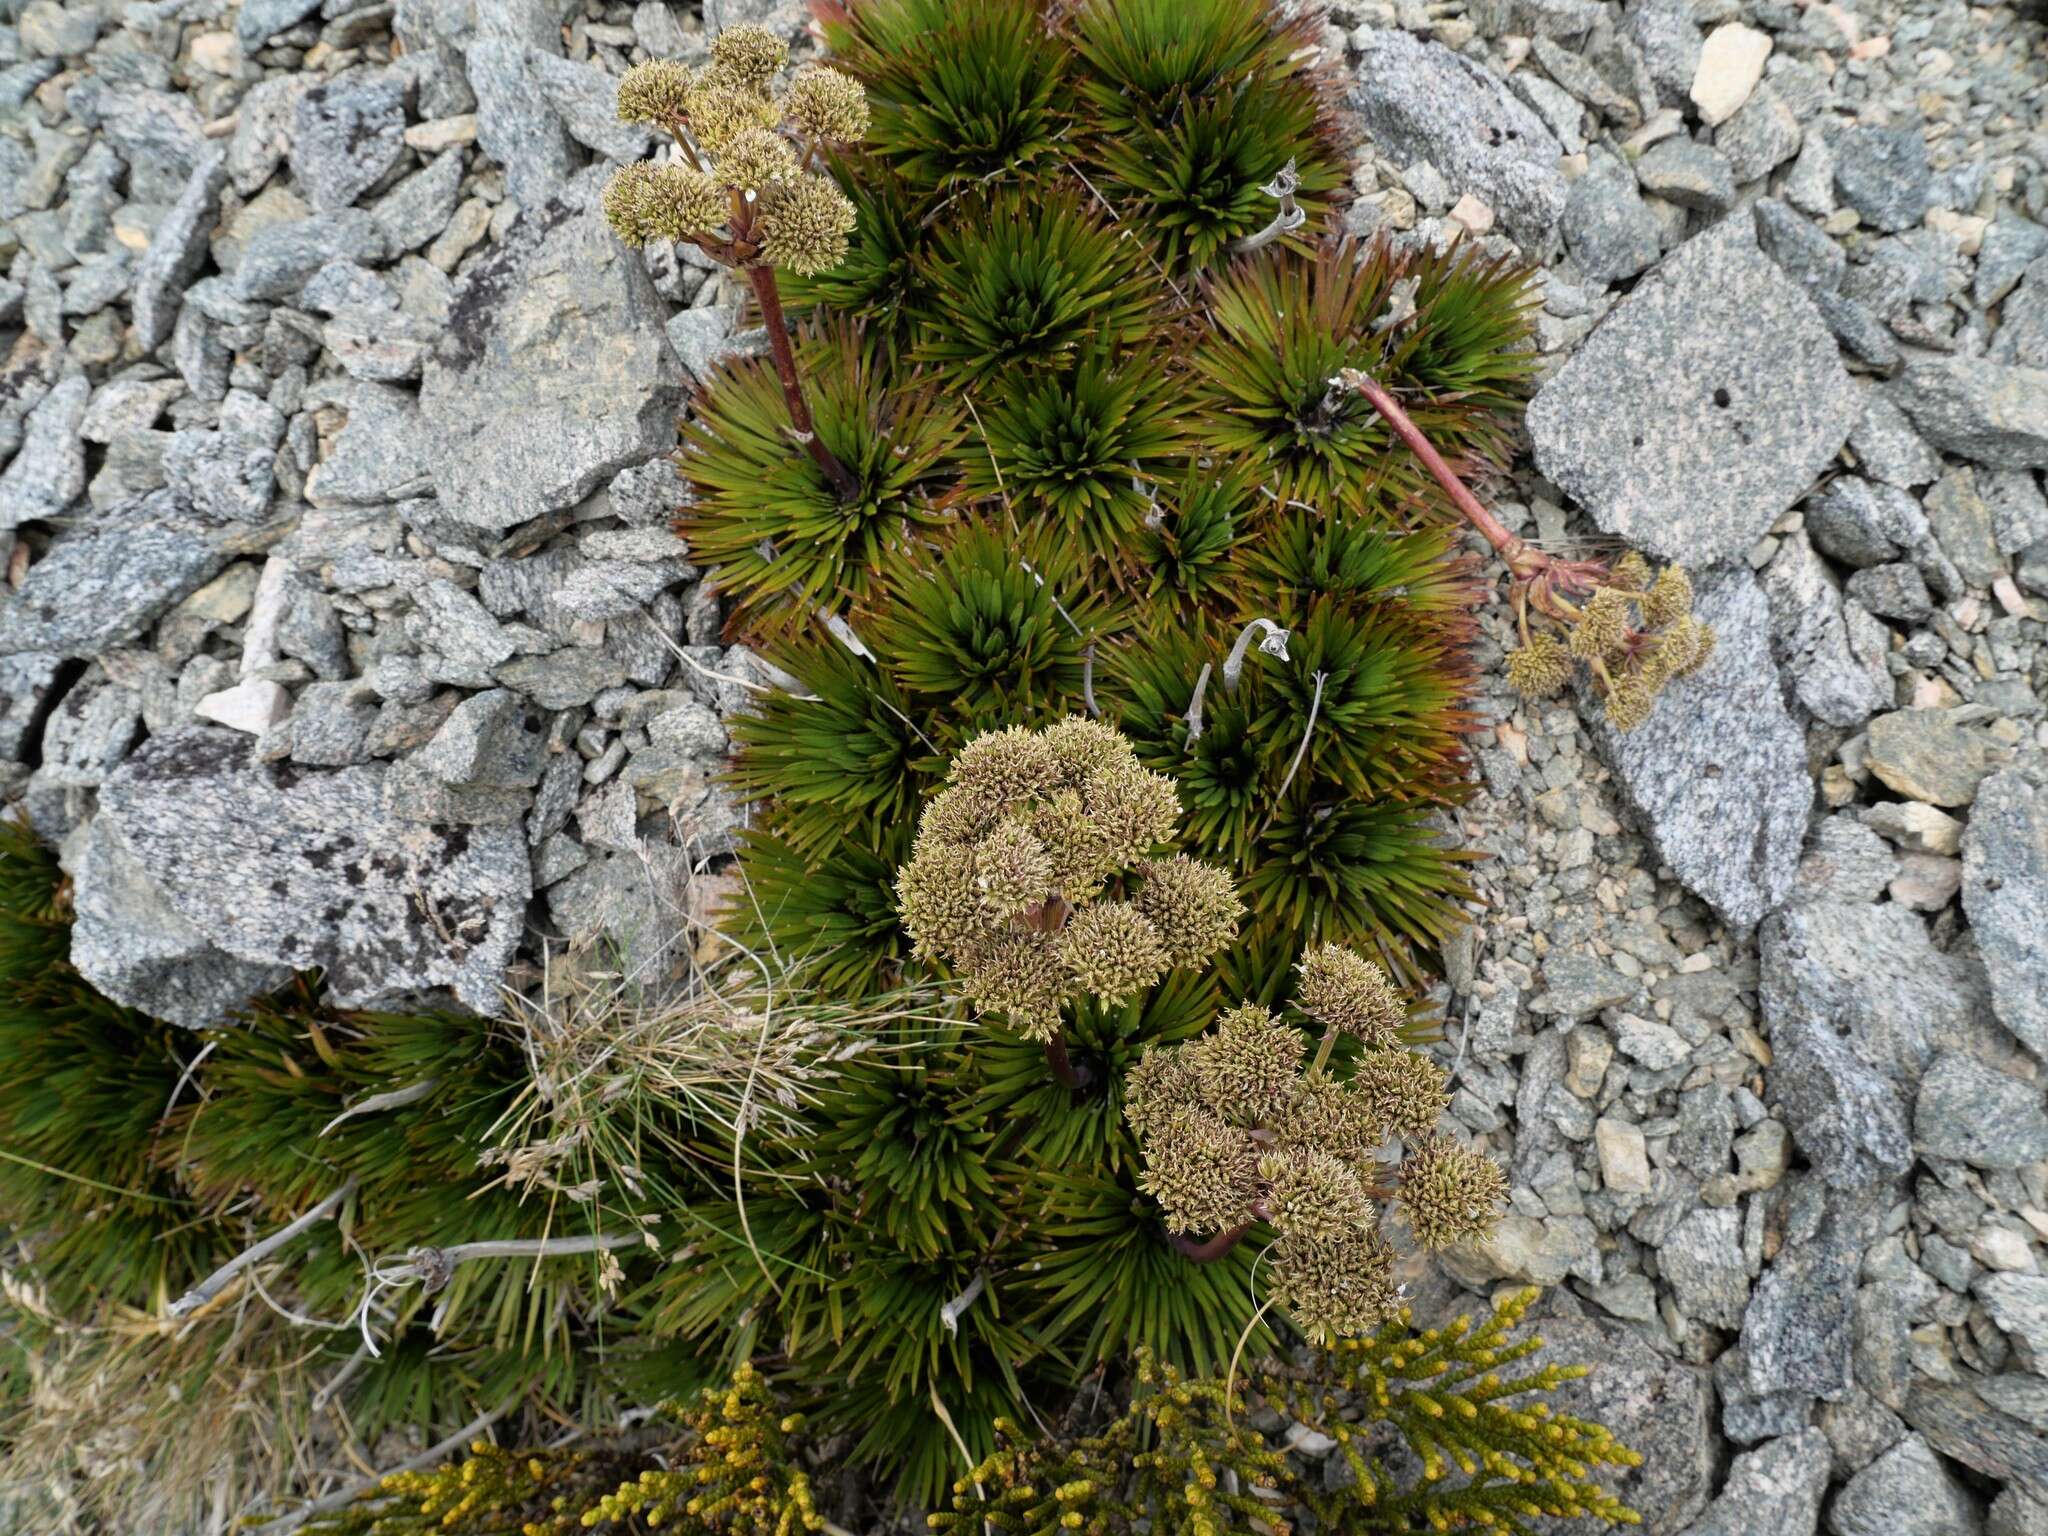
715;126;801;193
686;81;781;156
1260;1148;1375;1242
1569;586;1634;661
1081;755;1182;867
1269;1226;1400;1341
616;59;695;125
1608;550;1652;592
1504;634;1574;698
970;818;1055;917
1396;1133;1507;1250
1658;614;1715;678
896;840;992;960
1041;715;1134;784
1641;564;1694;627
959;934;1066;1040
1057;902;1170;1007
1124;1042;1201;1140
1137;1106;1258;1234
946;727;1060;818
756;172;858;276
601;161;664;247
1348;1048;1449;1143
1276;1070;1381;1163
1601;672;1655;733
1190;1004;1302;1125
1295;944;1406;1048
709;23;789;89
782;63;869;142
1131;855;1242;967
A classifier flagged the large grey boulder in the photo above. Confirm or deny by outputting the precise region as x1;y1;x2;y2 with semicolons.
1678;1429;1830;1536
78;728;530;1022
1829;1434;1983;1536
1347;30;1567;243
1962;770;2048;1057
417;175;684;531
1529;217;1857;566
1588;567;1809;928
1893;360;2048;469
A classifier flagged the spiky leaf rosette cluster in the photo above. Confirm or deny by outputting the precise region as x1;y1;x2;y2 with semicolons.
604;26;865;277
1126;945;1503;1340
897;719;1241;1040
1502;553;1717;732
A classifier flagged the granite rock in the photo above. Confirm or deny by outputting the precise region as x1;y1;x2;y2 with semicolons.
417;177;684;530
83;727;529;1019
1893;360;2048;470
1529;218;1857;566
1961;771;2048;1057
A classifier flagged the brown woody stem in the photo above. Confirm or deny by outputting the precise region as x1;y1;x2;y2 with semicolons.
1043;1034;1093;1092
745;264;859;502
1170;1223;1252;1263
1336;369;1544;581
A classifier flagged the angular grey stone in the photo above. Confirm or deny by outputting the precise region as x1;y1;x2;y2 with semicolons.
1846;561;1933;623
0;654;65;764
1794;814;1898;905
1808;475;1918;565
414;688;545;788
1829;1434;1983;1536
0;374;89;530
1977;1273;2048;1362
88;728;528;1017
301;262;399;316
1622;0;1700;105
1865;709;1992;809
526;48;655;163
323;307;439;382
262;680;379;766
172;304;234;404
1636;136;1735;213
1916;1052;2048;1170
1962;771;2048;1057
495;648;631;709
1753;197;1845;293
607;457;688;529
1979;218;2048;308
1741;1180;1882;1400
1832;125;1932;235
291;74;407;212
71;86;207;205
0;499;234;658
1679;1429;1830;1536
1529;952;1639;1018
469;39;580;208
1589;568;1809;928
278;584;350;680
160;389;286;524
371;149;465;254
1848;396;1943;490
418;177;684;530
60;255;133;318
70;811;290;1028
1529;218;1857;566
37;676;141;789
235;210;389;302
1902;1383;2042;1505
238;0;326;49
1537;1314;1715;1529
1662;1206;1749;1327
1926;467;2009;588
1716;86;1802;186
133;146;230;351
1990;1490;2048;1536
305;382;436;506
550;559;691;622
1992;260;2048;370
1562;154;1662;284
227;75;308;197
1347;30;1566;243
411;580;518;669
1761;532;1890;727
1984;469;2048;556
1893;360;2048;470
1762;898;1988;1187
